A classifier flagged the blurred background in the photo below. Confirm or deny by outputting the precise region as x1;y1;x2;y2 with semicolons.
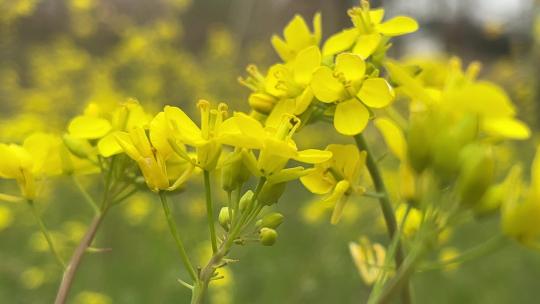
1;0;540;303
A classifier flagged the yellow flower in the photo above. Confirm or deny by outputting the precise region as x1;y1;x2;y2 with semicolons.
311;53;395;135
114;112;192;192
322;0;418;59
349;237;387;285
271;13;322;62
385;58;530;140
165;100;229;171
502;146;540;245
67;100;152;157
218;112;332;182
0;133;64;199
240;46;321;118
300;144;366;224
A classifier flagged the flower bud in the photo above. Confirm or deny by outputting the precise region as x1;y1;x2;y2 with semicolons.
259;227;278;246
457;144;495;207
62;134;94;159
248;93;276;115
407;116;432;173
222;152;251;192
256;212;284;229
239;190;254;211
432;115;477;180
258;182;286;206
218;207;232;231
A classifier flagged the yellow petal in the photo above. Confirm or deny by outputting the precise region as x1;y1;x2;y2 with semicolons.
0;144;21;178
376;16;419;36
369;8;385;25
310;66;346;103
284;15;312;50
444;81;515;117
268;166;314;184
295;149;333;164
334;99;369;135
322;28;358;56
293;46;321;86
335;53;366;83
271;35;293;62
300;167;335;195
23;133;62;176
482;117;530;140
266;99;296;129
374;118;406;160
68;116;112;139
357;78;395;108
97;133;122;157
352;33;381;59
294;87;314;115
329;180;351;224
326;144;364;181
164;106;204;145
149;112;173;158
313;12;322;44
114;132;141;161
385;60;434;104
265;64;291;97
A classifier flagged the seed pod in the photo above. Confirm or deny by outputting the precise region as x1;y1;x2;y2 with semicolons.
259;227;278;246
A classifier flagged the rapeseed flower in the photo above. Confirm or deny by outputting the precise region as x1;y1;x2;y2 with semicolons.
300;144;366;224
311;53;395;135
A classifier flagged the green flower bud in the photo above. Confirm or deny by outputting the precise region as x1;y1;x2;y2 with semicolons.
457;144;495;207
407;115;432;173
249;93;276;115
259;227;278;246
256;212;284;229
222;151;251;192
432;115;478;180
218;207;232;231
239;190;254;211
258;182;286;206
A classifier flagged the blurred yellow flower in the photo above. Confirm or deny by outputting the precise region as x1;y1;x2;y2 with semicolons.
0;205;14;231
323;0;418;58
271;13;322;62
74;291;112;304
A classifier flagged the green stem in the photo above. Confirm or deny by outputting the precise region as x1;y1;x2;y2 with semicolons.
158;192;197;281
190;177;266;304
72;176;100;215
27;200;66;269
203;170;218;253
354;134;412;304
420;235;507;271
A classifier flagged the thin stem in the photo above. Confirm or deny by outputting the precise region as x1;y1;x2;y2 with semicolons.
190;178;266;304
72;175;100;214
158;192;197;281
203;170;218;253
27;200;66;269
354;134;412;304
55;212;105;304
420;235;507;271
